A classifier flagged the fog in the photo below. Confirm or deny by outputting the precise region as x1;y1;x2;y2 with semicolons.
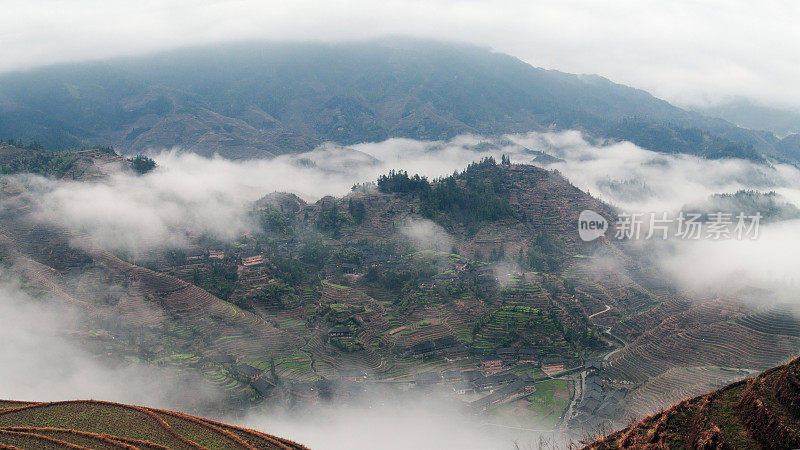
239;400;571;450
5;130;800;448
0;275;221;409
3;1;800;110
8;129;800;294
399;217;455;253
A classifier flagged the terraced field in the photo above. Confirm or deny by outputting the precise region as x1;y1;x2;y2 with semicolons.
587;355;800;449
0;400;307;449
620;365;753;420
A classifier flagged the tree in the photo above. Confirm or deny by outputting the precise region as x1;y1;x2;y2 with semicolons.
348;198;366;224
128;155;156;174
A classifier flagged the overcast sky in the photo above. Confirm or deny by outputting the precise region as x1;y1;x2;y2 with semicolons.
2;0;798;110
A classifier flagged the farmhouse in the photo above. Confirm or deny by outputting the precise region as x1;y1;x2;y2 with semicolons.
251;376;276;397
470;380;526;411
497;347;517;363
442;370;462;383
185;248;205;261
409;337;457;358
541;356;565;375
480;354;503;373
460;370;485;383
414;371;442;385
518;348;538;364
339;370;368;382
585;358;603;374
442;345;469;361
452;381;475;395
340;263;359;274
329;326;354;339
520;374;536;393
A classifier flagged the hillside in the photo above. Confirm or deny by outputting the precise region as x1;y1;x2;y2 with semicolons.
0;142;153;180
0;39;774;161
585;355;800;449
0;399;306;449
2;151;798;430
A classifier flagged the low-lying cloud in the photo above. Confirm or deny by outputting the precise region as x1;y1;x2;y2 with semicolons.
6;130;800;295
0;275;221;408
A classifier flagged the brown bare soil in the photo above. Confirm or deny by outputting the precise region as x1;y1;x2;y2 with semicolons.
0;399;307;450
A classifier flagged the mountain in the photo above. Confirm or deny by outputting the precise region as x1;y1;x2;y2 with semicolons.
0;39;776;161
586;354;800;449
0;399;307;449
2;149;799;430
694;98;800;137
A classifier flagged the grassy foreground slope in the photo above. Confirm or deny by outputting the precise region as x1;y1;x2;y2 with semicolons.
0;400;306;450
586;355;800;449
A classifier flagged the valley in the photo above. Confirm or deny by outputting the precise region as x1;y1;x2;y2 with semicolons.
1;144;798;442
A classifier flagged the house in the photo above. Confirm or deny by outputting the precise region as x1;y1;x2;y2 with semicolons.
585;386;603;401
596;400;618;418
586;374;603;391
475;376;496;391
208;249;225;259
520;374;536;393
339;370;368;382
541;356;565;375
185;248;205;261
233;363;262;380
410;341;437;358
497;347;517;363
452;381;475;395
442;370;462;383
414;371;442;385
585;358;603;374
329;326;353;339
480;354;503;373
432;337;457;349
481;373;519;391
579;398;600;413
211;352;236;365
518;348;539;364
409;337;457;358
460;370;485;383
470;380;526;411
442;345;469;361
251;376;276;397
241;254;265;266
340;263;359;274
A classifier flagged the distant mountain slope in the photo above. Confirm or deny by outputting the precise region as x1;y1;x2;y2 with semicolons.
694;98;800;137
0;39;775;161
0;399;307;449
586;354;800;449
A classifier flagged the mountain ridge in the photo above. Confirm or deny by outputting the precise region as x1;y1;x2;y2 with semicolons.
0;38;784;161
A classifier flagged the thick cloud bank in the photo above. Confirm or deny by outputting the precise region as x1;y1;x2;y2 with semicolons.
7;131;800;294
0;276;220;408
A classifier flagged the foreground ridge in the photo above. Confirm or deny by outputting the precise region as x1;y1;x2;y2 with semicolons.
0;399;307;450
586;355;800;449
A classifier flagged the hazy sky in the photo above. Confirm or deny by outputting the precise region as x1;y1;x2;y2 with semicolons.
1;0;798;109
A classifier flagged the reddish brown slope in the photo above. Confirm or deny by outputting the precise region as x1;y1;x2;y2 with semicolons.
0;400;307;450
586;355;800;449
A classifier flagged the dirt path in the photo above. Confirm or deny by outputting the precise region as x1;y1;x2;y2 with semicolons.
589;304;611;319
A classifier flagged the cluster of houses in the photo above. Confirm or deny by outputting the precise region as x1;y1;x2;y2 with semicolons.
407;337;571;377
184;246;267;267
411;368;536;410
567;358;625;432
